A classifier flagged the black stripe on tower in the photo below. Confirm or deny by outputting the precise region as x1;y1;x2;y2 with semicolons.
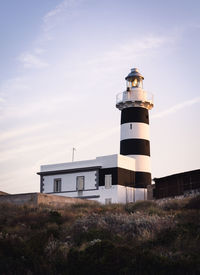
99;167;135;187
135;172;151;188
120;139;150;156
121;107;149;124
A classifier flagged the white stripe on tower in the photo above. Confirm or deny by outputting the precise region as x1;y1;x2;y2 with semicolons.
120;122;150;141
128;155;151;173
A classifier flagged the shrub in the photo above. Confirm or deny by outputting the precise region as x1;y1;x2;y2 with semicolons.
48;210;62;224
0;198;200;274
70;212;174;246
161;199;186;211
70;202;90;209
67;241;133;275
184;195;200;209
125;200;160;213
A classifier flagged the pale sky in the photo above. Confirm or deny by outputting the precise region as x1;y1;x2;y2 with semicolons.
0;0;200;194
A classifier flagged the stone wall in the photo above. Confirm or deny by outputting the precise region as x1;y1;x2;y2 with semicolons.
0;193;96;207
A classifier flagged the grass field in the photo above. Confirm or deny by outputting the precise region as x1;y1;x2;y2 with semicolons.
0;196;200;274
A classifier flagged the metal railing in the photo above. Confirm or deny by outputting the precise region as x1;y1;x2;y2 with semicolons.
116;90;154;105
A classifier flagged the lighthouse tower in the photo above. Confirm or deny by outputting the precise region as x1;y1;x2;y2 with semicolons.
116;68;154;188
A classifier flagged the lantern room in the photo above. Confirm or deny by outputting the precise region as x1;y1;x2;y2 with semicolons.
125;68;144;89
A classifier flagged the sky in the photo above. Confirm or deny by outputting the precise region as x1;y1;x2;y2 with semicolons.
0;0;200;194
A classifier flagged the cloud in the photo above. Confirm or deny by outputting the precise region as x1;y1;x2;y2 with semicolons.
87;34;174;71
77;126;119;150
0;92;82;121
0;97;5;103
42;0;82;33
17;1;83;69
18;53;49;69
34;48;45;55
0;123;51;143
0;137;68;163
152;97;200;119
0;77;30;95
43;0;70;22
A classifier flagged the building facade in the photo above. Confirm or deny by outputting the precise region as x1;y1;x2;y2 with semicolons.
38;154;147;204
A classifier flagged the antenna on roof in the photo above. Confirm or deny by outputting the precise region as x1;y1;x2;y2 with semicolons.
72;147;76;162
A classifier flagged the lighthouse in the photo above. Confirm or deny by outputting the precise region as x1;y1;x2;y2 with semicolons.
116;68;154;188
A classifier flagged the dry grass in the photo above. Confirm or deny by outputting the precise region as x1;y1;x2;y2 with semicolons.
0;196;200;274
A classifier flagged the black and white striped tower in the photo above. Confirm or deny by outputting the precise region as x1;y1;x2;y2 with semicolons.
116;68;154;187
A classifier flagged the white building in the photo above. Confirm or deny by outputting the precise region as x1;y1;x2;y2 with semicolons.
38;154;147;204
37;68;153;204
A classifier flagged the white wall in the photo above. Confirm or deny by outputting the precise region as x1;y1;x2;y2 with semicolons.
51;186;119;204
41;159;100;172
117;185;127;203
117;154;135;171
54;189;100;200
96;155;118;168
135;188;147;201
98;186;118;204
50;185;147;204
41;154;147;204
126;187;134;203
41;154;119;173
43;170;97;193
41;154;135;173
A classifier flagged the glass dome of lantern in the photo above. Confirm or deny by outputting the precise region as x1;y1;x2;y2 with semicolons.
125;68;144;89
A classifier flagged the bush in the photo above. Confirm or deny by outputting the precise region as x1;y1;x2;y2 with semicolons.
161;199;186;211
125;200;160;214
67;241;133;275
48;210;62;224
184;195;200;209
0;197;200;274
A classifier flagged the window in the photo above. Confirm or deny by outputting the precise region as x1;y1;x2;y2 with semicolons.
132;78;138;87
131;78;143;88
105;174;112;189
76;176;85;191
54;178;62;192
105;198;112;204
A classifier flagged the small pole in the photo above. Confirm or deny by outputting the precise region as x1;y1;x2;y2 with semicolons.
72;147;76;162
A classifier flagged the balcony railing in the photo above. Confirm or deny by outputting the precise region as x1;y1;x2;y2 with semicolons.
116;90;154;105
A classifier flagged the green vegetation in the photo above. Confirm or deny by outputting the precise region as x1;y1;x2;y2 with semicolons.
0;196;200;274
